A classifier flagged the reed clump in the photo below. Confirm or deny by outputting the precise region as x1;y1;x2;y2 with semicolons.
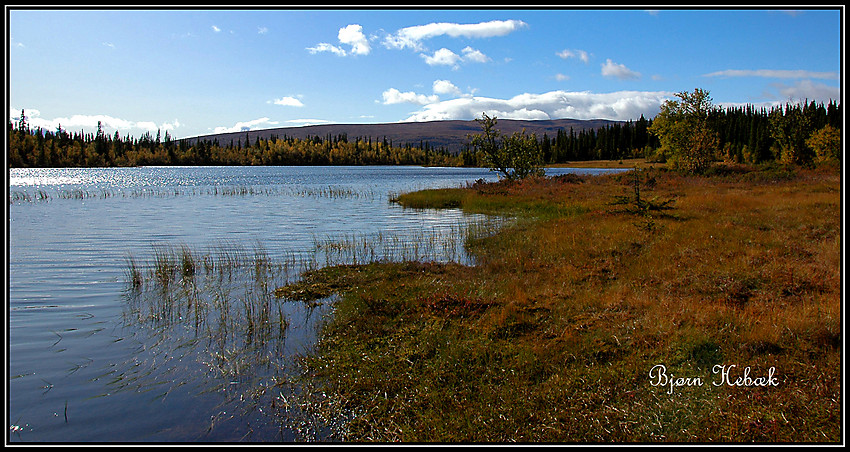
120;242;318;429
122;242;305;349
296;163;841;442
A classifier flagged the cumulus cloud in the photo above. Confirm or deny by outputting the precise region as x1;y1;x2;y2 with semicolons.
421;46;490;68
461;46;489;63
703;69;839;80
399;90;673;122
382;80;471;107
307;23;370;56
432;79;462;96
309;20;521;66
601;59;641;80
422;48;462;67
337;24;371;55
382;88;440;105
270;96;304;107
384;19;527;51
213;117;279;133
211;25;221;33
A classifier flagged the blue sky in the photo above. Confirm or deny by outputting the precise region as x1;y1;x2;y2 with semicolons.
7;7;843;139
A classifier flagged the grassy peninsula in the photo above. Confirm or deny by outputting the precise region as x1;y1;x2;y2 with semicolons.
280;162;841;442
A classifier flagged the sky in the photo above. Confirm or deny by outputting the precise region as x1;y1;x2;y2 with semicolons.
7;7;843;139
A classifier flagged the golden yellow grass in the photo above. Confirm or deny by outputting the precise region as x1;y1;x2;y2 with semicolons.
285;164;841;442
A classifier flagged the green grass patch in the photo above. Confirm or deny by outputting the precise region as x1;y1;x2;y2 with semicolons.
391;188;470;209
393;175;591;220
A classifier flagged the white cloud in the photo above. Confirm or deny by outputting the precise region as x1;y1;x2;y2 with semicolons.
14;108;183;134
433;79;462;96
284;119;334;126
306;42;347;56
461;46;489;63
422;48;462;67
135;121;158;131
270;96;304;107
211;25;221;33
258;26;268;35
703;69;839;80
308;23;370;57
557;49;589;63
384;19;527;51
10;107;40;122
555;73;570;81
382;88;440;105
213;117;279;133
577;50;590;63
421;47;490;68
338;24;371;55
400;90;673;122
601;59;641;80
161;119;181;130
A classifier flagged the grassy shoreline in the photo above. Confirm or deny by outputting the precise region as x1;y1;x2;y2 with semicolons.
547;157;667;170
280;162;841;442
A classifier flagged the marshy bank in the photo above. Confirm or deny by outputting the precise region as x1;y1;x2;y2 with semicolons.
283;163;841;442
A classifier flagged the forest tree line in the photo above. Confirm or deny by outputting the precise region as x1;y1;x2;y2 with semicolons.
7;99;841;169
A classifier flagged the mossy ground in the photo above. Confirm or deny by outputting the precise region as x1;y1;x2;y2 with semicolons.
279;163;842;443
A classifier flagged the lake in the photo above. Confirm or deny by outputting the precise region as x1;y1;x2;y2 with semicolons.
8;165;625;442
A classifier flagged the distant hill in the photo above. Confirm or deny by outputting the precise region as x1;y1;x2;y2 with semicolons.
180;118;622;154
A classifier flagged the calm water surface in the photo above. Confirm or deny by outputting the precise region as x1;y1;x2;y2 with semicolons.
8;165;624;442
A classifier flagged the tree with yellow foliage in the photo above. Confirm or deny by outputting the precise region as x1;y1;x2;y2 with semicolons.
649;88;719;173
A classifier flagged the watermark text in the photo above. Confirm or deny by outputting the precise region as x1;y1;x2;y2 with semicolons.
649;364;778;395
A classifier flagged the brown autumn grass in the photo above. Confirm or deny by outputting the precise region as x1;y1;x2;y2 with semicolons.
281;162;841;442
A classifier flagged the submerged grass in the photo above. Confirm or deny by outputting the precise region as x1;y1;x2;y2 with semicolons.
121;241;323;437
120;216;502;439
311;219;505;268
289;163;842;442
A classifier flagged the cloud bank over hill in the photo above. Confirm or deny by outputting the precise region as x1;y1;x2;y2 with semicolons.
383;89;673;123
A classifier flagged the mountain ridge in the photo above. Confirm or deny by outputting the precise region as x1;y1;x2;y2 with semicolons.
179;118;623;154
